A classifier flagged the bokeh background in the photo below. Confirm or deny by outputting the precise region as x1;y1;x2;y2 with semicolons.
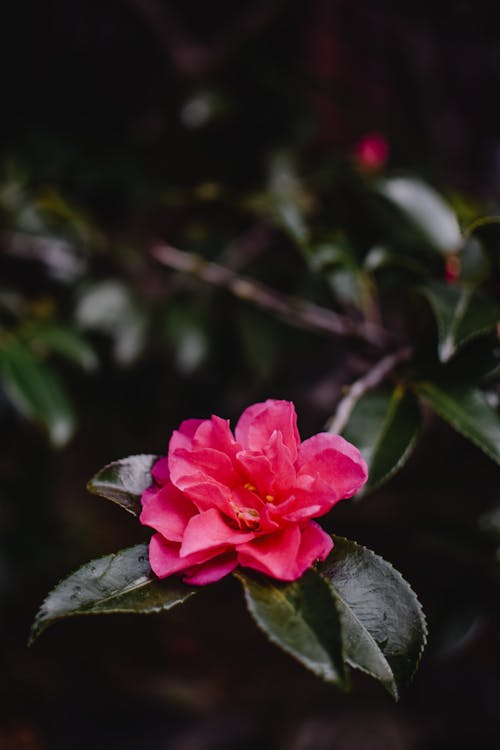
2;1;500;748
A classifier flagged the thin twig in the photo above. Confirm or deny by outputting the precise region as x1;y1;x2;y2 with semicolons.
326;346;413;434
152;243;393;348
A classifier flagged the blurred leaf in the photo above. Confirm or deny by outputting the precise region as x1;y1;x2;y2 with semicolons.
164;306;208;375
35;187;98;246
311;241;375;312
416;381;500;465
238;308;279;381
377;177;461;254
268;153;310;247
32;324;98;371
419;281;500;362
30;544;196;644
235;568;346;686
326;268;375;313
460;236;491;285
435;609;484;660
341;387;421;495
3;231;86;282
479;504;500;541
76;281;147;365
319;536;427;699
444;339;500;383
87;455;159;516
364;245;428;277
0;339;76;446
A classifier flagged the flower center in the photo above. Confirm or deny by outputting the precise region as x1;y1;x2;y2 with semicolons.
235;506;261;531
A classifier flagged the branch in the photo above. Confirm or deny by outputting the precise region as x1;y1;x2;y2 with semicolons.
152;243;393;348
326;346;413;434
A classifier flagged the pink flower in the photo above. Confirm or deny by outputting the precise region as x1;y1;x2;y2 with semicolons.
354;132;389;171
140;399;367;585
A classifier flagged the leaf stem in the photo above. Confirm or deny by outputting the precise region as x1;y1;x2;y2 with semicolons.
327;346;413;434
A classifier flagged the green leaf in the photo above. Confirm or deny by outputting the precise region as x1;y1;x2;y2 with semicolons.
319;536;427;699
415;381;500;465
377;177;461;254
364;245;428;277
341;387;421;495
33;324;98;371
87;455;159;516
235;568;346;686
30;544;196;644
419;281;500;362
0;339;76;446
76;282;147;366
268;152;310;247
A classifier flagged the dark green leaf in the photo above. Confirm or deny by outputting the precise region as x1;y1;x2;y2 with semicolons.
377;177;461;253
33;324;98;371
268;152;309;246
364;245;428;277
341;387;421;495
235;568;346;686
419;281;500;362
0;339;76;446
415;381;500;465
460;236;491;285
87;455;159;516
319;536;427;699
30;544;196;644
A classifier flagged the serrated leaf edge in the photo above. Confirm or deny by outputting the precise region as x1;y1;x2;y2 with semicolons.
322;577;398;700
29;543;196;645
415;382;500;466
234;570;348;688
322;535;428;685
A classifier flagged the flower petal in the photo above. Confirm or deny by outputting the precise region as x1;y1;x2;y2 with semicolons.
140;482;196;541
265;430;296;496
297;433;368;499
237;525;302;580
168;418;205;455
170;446;239;488
235;450;274;497
193;415;240;458
180;508;255;557
294;522;333;576
182;552;238;585
148;533;221;578
151;456;170;485
235;399;300;460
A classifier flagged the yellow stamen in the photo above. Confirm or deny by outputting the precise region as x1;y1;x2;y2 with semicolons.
244;482;257;492
265;494;275;503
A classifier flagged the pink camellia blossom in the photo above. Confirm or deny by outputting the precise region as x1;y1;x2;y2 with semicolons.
354;132;389;171
140;399;368;585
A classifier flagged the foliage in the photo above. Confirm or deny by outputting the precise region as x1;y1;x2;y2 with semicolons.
7;145;499;702
31;449;426;699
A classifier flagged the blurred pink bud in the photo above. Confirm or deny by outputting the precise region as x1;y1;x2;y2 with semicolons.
354;132;389;171
445;255;461;284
